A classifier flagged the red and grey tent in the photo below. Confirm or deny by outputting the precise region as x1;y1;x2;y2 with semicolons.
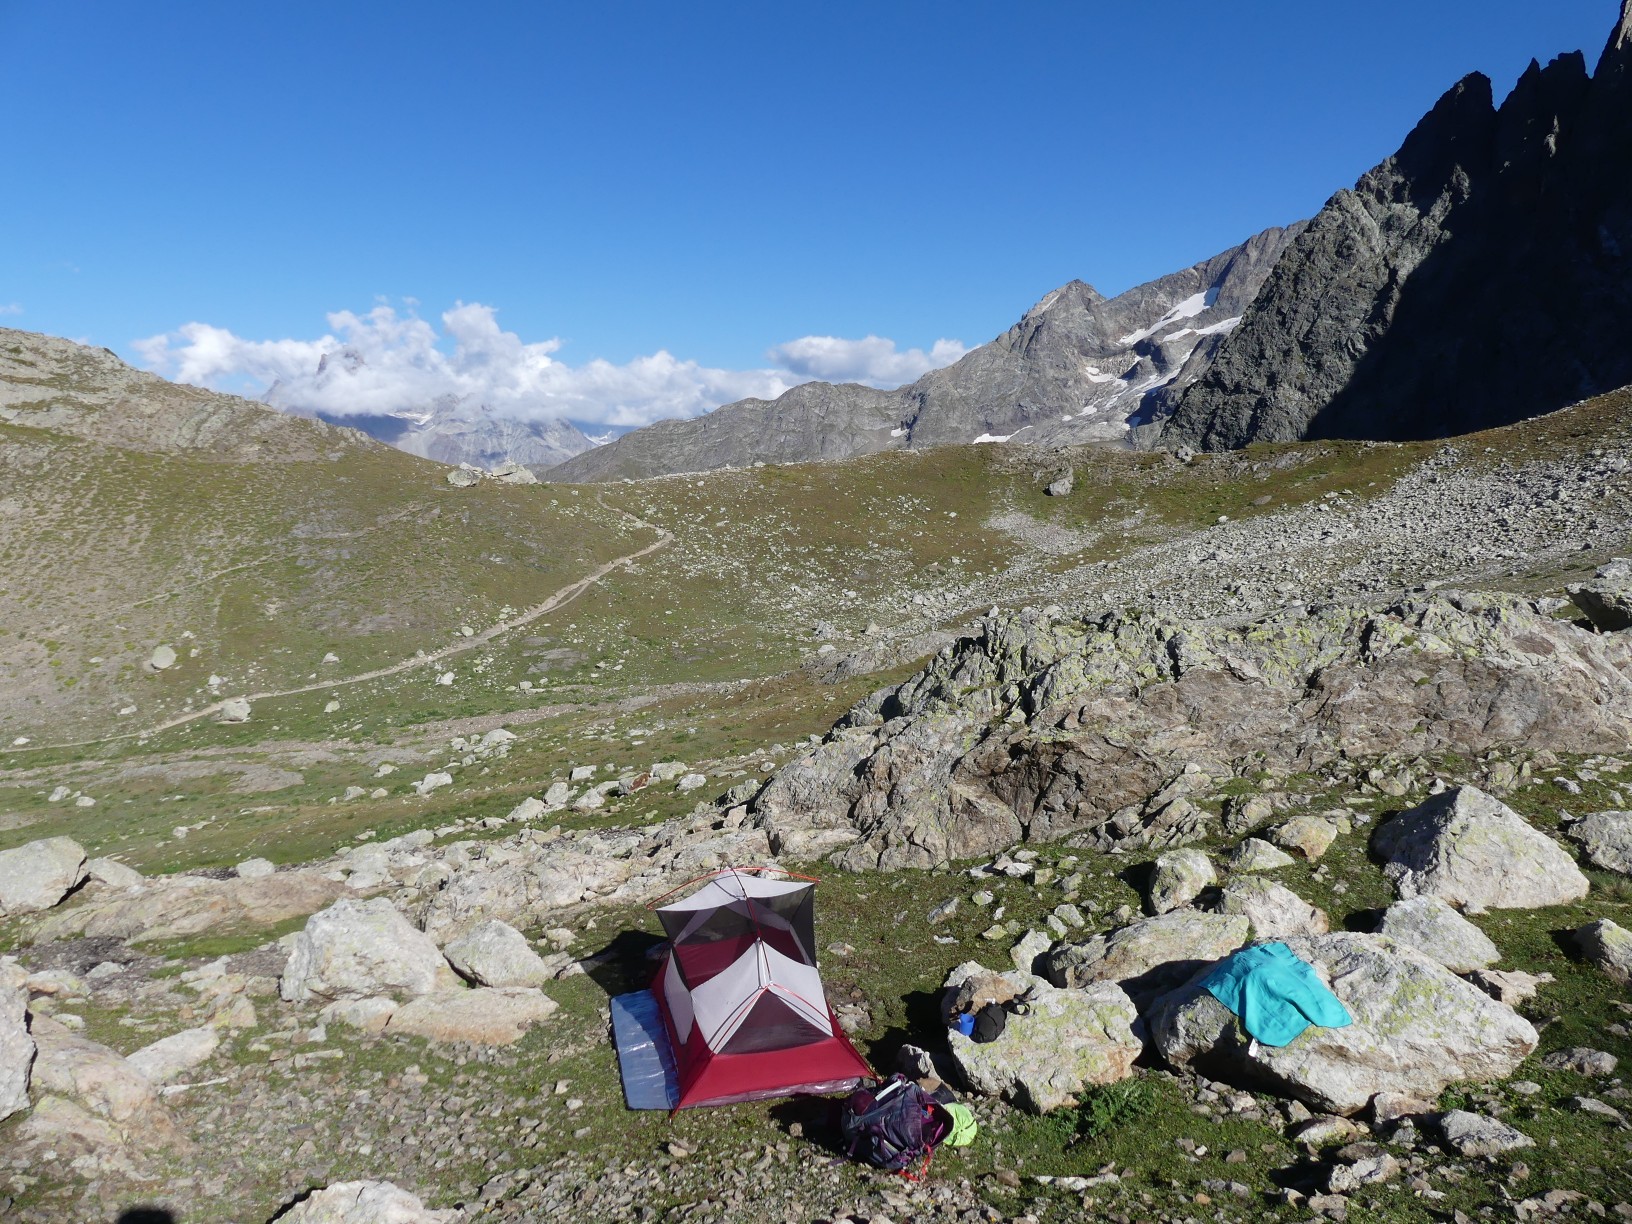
610;867;873;1110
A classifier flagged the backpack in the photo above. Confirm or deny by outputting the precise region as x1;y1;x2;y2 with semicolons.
839;1074;953;1175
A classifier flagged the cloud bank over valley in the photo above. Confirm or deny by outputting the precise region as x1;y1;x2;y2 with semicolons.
133;303;966;430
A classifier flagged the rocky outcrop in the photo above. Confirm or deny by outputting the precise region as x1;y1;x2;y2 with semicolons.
0;836;87;916
27;868;345;945
441;919;553;988
0;959;34;1124
1374;897;1500;973
125;1027;220;1085
1164;7;1632;449
1567;810;1632;874
545;227;1303;483
1373;786;1590;912
1568;558;1632;632
28;1016;173;1136
281;898;459;1003
384;988;558;1046
943;968;1140;1114
1150;933;1538;1115
1045;910;1249;1006
277;1179;462;1223
753;591;1632;871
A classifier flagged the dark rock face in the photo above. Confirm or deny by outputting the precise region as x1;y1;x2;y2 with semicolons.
544;226;1303;483
1163;6;1632;450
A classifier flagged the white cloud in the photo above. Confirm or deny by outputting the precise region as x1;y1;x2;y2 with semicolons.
0;303;22;316
766;334;967;385
133;302;966;429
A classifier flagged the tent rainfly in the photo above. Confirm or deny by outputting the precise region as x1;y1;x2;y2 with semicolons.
611;867;872;1110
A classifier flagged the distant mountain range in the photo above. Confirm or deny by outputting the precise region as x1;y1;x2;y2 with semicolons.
544;224;1303;482
263;348;599;471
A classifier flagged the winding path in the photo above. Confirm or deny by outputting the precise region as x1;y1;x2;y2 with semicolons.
11;518;672;753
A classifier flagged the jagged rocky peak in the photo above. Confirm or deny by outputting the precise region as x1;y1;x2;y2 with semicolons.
545;223;1303;483
1161;2;1632;451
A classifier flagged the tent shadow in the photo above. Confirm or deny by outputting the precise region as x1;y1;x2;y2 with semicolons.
116;1211;178;1224
766;1094;849;1155
578;929;667;999
861;988;947;1076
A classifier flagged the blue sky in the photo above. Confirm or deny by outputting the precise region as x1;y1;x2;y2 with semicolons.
0;1;1617;425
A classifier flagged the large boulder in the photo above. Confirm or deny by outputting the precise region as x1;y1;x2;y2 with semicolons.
1044;910;1249;1006
281;898;459;1003
1575;918;1632;984
1375;896;1499;973
384;987;558;1046
0;959;35;1124
441;919;552;988
1146;849;1215;915
1567;811;1632;875
1567;558;1632;632
28;1016;173;1135
125;1026;220;1085
28;868;345;945
1372;786;1589;912
1150;933;1537;1116
942;965;1139;1114
1214;877;1329;940
0;836;87;915
278;1179;462;1223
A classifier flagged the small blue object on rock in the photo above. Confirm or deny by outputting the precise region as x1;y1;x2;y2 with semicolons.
1198;941;1352;1047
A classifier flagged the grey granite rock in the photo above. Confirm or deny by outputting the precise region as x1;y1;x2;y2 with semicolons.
1374;896;1499;973
1373;786;1589;912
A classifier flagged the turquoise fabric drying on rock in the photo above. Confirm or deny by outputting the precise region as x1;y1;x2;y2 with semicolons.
1199;941;1352;1047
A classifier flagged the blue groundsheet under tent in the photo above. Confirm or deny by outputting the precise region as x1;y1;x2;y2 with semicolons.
611;989;680;1110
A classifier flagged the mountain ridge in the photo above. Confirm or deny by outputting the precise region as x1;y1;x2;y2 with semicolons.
543;224;1304;482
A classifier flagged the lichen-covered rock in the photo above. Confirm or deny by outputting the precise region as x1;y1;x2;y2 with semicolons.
1213;877;1329;940
1272;815;1341;861
1373;786;1589;911
281;898;459;1003
1150;933;1537;1116
1575;918;1632;984
1147;849;1215;914
1568;558;1632;632
0;959;34;1124
441;919;552;988
752;590;1632;873
1439;1109;1534;1157
1567;811;1632;875
942;965;1139;1114
1229;838;1296;872
279;1179;462;1222
1045;910;1249;1006
1374;896;1500;973
0;836;87;915
384;987;557;1046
